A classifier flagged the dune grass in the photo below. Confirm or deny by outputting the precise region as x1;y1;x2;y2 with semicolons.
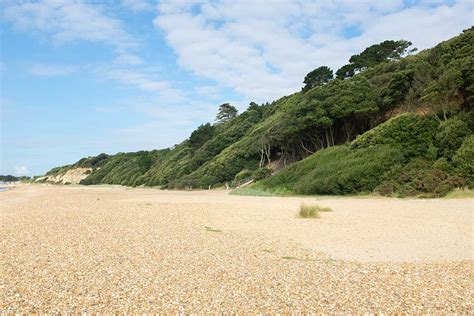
205;226;222;232
230;187;277;196
444;188;474;198
298;203;332;218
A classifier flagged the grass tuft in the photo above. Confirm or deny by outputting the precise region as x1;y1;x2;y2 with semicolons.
298;203;332;218
205;226;222;232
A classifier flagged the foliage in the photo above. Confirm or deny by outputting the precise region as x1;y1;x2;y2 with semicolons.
234;169;253;181
189;123;215;148
434;114;471;159
303;66;333;91
256;144;404;195
351;114;438;158
376;159;466;197
215;103;238;123
42;29;473;197
452;134;474;187
336;40;415;79
257;110;472;197
252;168;272;182
0;175;29;182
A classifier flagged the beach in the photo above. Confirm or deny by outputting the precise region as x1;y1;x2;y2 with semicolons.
1;184;473;313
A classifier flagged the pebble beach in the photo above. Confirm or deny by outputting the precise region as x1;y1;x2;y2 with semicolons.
1;184;472;313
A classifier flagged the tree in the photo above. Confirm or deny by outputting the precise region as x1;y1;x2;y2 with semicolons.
336;40;416;79
189;123;215;148
215;103;238;123
303;66;333;91
335;64;356;80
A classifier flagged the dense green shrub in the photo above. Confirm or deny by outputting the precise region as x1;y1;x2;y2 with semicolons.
351;114;438;158
452;135;474;187
293;145;403;195
377;159;466;197
235;169;253;181
435;115;471;159
252;168;272;182
257;145;404;195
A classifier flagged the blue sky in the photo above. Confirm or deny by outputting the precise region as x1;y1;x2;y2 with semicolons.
0;0;472;176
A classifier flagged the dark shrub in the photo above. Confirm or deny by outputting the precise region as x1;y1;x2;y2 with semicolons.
452;135;474;187
351;113;438;158
252;168;272;181
435;116;471;159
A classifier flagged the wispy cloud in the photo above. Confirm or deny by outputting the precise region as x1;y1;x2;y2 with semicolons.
114;53;144;66
30;64;77;77
121;0;156;12
104;68;184;99
3;0;136;48
14;165;30;176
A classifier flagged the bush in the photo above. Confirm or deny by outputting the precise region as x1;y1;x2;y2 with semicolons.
452;135;474;187
252;168;272;181
298;203;332;218
435;115;471;159
351;113;438;158
235;169;253;181
377;159;466;197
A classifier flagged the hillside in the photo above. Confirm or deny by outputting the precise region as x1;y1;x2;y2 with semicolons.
41;28;473;196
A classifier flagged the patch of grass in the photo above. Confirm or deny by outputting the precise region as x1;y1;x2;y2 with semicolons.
205;226;222;232
444;188;474;198
230;187;277;196
298;203;332;218
282;256;298;260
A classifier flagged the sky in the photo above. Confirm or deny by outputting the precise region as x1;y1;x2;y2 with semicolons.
0;0;472;176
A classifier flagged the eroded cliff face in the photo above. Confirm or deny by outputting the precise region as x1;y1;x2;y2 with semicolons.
36;168;92;184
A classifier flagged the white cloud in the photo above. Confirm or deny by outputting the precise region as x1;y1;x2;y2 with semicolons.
30;64;77;77
121;0;156;12
14;165;30;176
105;67;184;99
114;53;144;65
3;0;135;48
154;0;473;103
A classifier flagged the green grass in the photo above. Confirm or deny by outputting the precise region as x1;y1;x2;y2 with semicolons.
298;203;332;218
444;188;474;198
282;256;298;260
230;187;277;196
205;226;222;232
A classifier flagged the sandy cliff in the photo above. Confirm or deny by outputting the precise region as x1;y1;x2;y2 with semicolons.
36;167;92;184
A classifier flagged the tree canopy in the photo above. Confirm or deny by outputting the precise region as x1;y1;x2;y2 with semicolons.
336;40;416;79
189;123;215;148
303;66;333;91
215;103;238;123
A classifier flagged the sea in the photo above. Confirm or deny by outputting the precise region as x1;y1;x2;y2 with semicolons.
0;187;8;192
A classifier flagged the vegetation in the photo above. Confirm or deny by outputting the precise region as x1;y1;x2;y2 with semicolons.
43;29;474;197
252;168;272;181
298;203;332;218
303;66;333;91
0;175;30;182
215;103;238;124
256;112;472;197
336;40;415;79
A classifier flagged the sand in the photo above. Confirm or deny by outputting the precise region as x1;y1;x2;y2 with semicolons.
1;184;473;313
